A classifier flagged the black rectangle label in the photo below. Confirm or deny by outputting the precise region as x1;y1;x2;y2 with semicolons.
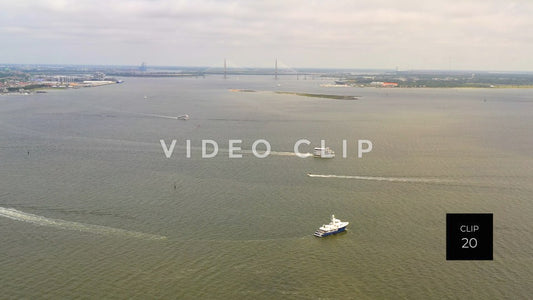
446;213;493;260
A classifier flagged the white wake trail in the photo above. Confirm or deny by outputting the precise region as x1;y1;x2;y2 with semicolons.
140;113;178;120
0;207;166;240
217;149;311;157
271;151;311;157
238;150;311;157
307;174;453;183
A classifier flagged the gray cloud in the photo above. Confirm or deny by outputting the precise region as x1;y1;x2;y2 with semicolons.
1;0;532;70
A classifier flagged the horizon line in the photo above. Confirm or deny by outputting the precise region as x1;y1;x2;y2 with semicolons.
1;62;532;74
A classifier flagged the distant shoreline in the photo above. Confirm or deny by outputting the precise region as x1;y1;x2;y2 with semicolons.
229;89;359;100
0;81;117;96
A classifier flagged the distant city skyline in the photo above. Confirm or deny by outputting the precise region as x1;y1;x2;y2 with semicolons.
1;0;532;71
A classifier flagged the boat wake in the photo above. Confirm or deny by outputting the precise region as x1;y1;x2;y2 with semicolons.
0;207;166;240
307;174;454;183
271;151;312;157
140;113;179;120
224;149;312;157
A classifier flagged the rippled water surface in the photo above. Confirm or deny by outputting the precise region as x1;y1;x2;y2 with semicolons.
1;76;532;299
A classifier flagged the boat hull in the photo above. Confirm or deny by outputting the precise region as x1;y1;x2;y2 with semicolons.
314;226;347;237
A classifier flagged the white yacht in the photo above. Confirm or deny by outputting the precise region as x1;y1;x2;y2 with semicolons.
314;215;349;237
313;147;335;158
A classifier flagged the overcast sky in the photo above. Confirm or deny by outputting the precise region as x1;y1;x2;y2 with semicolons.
1;0;532;70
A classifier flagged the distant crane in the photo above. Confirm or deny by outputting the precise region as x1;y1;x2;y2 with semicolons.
139;62;147;72
275;59;278;80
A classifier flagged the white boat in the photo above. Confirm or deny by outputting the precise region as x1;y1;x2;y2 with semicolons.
313;147;335;158
177;114;190;120
314;215;349;237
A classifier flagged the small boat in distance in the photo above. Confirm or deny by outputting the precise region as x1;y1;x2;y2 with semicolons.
314;215;349;237
177;114;190;120
313;147;335;158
